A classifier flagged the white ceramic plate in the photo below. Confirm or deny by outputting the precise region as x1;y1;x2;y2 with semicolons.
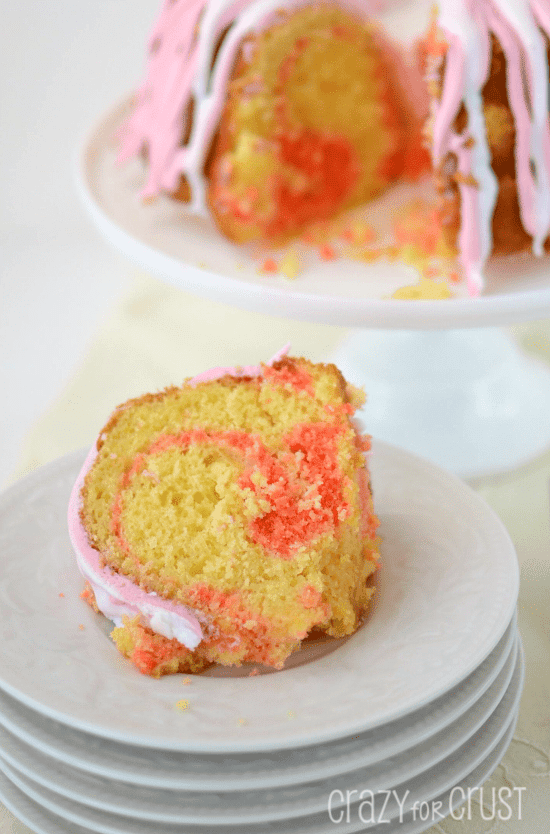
0;615;516;791
76;98;550;330
0;636;519;825
0;647;523;833
0;718;517;834
0;720;518;834
0;443;519;752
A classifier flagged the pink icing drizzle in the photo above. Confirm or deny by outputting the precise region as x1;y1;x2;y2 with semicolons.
187;343;289;385
118;0;418;213
119;0;550;295
433;0;550;295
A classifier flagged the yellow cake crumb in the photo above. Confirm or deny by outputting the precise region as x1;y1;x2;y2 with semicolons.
392;275;452;300
279;247;302;279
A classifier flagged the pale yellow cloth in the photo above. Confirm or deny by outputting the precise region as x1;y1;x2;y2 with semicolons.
10;274;349;483
2;275;549;832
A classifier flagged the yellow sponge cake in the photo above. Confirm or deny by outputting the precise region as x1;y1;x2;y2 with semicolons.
69;353;379;676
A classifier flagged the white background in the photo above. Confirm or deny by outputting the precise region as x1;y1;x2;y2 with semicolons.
1;2;158;486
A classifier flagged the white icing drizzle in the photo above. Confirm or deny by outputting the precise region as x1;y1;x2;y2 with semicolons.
435;0;550;294
118;0;398;214
119;0;550;295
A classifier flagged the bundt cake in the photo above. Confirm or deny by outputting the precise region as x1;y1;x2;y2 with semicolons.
69;351;380;677
423;0;550;294
118;0;550;296
117;0;429;245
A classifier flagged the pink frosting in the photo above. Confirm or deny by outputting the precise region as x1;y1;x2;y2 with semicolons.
68;346;290;649
432;0;550;295
118;0;421;214
119;0;550;295
68;446;204;649
187;343;289;385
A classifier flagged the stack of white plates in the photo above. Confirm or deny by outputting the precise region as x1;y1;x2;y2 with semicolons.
0;442;522;834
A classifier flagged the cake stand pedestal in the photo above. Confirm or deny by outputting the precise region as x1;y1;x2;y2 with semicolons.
76;99;550;480
330;327;550;479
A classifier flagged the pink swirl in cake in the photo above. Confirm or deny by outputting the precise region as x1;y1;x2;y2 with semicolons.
68;346;291;650
71;350;380;675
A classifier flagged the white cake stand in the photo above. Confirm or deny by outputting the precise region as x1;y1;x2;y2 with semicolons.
75;100;550;479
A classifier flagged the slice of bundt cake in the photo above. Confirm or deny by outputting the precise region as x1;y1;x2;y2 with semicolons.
118;0;428;245
69;353;380;677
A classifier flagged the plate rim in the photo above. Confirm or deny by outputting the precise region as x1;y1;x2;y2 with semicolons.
0;614;517;791
0;719;519;834
0;443;520;752
0;635;520;824
0;647;523;833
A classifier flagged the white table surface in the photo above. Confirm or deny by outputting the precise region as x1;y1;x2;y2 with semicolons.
1;1;159;489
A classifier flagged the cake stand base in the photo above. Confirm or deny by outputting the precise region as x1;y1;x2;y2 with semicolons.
330;328;550;480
